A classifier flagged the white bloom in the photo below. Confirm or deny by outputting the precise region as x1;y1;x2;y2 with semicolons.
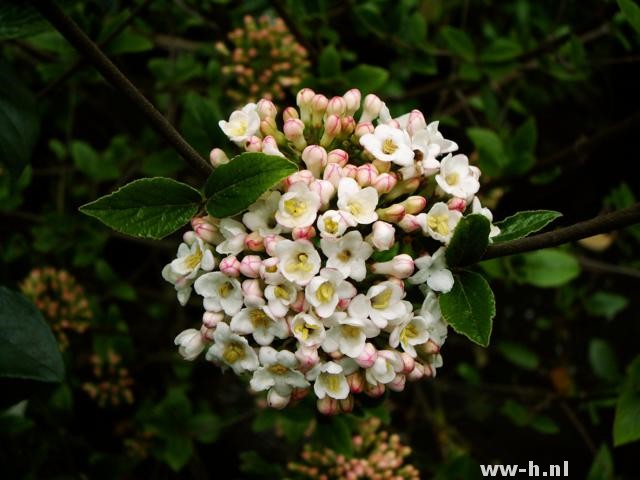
359;124;414;166
317;210;352;238
419;202;462;243
419;292;448;347
264;281;299;317
243;191;282;236
275;182;321;229
435;153;480;199
275;239;322;286
471;196;501;238
206;323;258;374
336;177;379;225
365;350;402;385
161;265;194;306
218;103;260;145
291;312;325;347
230;306;288;346
194;272;243;316
389;315;431;357
305;268;355;318
174;329;206;361
320;231;373;281
250;347;309;396
168;237;215;277
411;121;458;157
216;218;247;255
322;311;378;358
313;361;350;400
408;247;454;293
363;281;406;329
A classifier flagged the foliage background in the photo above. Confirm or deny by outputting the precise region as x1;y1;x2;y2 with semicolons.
1;0;639;478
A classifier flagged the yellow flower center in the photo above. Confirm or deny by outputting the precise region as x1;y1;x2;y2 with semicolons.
223;342;245;363
427;214;450;235
268;364;289;375
250;309;270;329
294;321;318;341
382;138;398;155
274;286;289;299
184;248;203;270
337;249;352;263
286;253;314;273
284;198;308;217
219;282;233;298
371;288;392;310
445;172;459;185
323;373;342;393
324;217;339;234
316;281;334;303
348;201;362;216
342;325;361;338
228;118;248;137
400;323;419;345
265;265;278;273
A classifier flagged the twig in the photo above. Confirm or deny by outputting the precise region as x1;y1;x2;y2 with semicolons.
578;255;640;280
483;203;640;260
38;0;154;97
269;0;317;62
31;0;213;177
559;401;597;455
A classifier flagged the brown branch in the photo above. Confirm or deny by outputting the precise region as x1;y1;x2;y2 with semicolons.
578;255;640;280
483;203;640;260
31;0;213;177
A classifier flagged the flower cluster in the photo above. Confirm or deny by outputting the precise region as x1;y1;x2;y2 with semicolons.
165;88;499;412
287;417;420;480
216;15;310;103
20;267;92;350
81;350;135;408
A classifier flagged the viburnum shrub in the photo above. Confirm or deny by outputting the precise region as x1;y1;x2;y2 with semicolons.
81;88;561;413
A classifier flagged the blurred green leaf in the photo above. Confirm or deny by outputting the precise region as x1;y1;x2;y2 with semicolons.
318;45;341;77
466;127;507;176
71;141;120;181
345;64;389;93
618;0;640;36
239;451;285;478
189;413;221;443
505;117;537;174
587;445;615;480
162;435;193;471
481;38;523;63
584;292;629;320
613;356;640;446
440;26;475;60
106;29;153;55
493;210;562;243
589;338;621;382
514;249;580;288
315;415;354;457
446;214;490;267
497;341;540;370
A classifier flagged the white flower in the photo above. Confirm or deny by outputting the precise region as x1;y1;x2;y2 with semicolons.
243;191;282;236
216;218;247;255
167;237;215;277
305;268;355;318
471;196;501;238
317;210;352;238
364;281;406;329
162;265;194;306
365;350;402;385
408;247;454;293
218;103;260;145
264;281;299;317
336;177;379;225
174;329;206;361
250;347;309;396
313;361;350;400
291;312;325;347
419;202;462;243
419;292;448;347
320;231;373;281
435;153;480;199
275;239;321;286
360;124;414;166
230;306;288;346
275;182;321;229
206;323;258;374
411;121;458;157
322;311;378;358
389;315;431;357
194;272;243;316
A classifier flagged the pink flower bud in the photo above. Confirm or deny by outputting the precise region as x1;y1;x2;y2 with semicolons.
262;235;284;256
261;135;285;157
257;98;277;119
364;381;385;398
356;163;378;187
356;342;378;368
400;353;415;374
309;179;336;208
292;225;316;240
244;231;264;251
407;362;426;381
323;162;343;187
239;255;262;278
200;325;215;341
285;171;315;189
295;346;320;371
370;254;415;278
407;109;427;136
372;173;398;194
388;373;406;392
311;94;329;127
290;291;308;313
339;395;354;413
302;145;328;177
317;396;339;415
347;372;365;393
209;148;229;167
367;221;395;251
282;106;299;122
398;214;421;232
327;149;349;166
291;387;309;402
326;96;347;117
343;88;361;116
386;177;421;202
386;276;405;290
448;197;467;212
401;196;427;215
219;255;240;277
425;339;441;353
245;136;262;152
320;114;341;147
354;121;374;139
341;116;356;136
360;94;383;122
337;297;351;310
376;204;405;223
267;388;291;409
387;119;401;128
296;88;315;109
342;163;357;179
202;311;224;328
284;118;306;150
242;279;264;305
191;216;223;244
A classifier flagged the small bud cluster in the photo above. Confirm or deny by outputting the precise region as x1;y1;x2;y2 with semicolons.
165;89;499;412
287;417;420;479
20;267;91;350
216;15;310;103
81;350;134;408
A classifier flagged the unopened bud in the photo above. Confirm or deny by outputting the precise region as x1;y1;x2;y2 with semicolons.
367;221;395;251
209;148;229;168
364;381;385;398
311;94;329;127
323;162;343;188
407;362;426;381
356;342;378;368
290;291;308;313
242;279;264;306
400;353;415;374
309;179;336;209
295;346;319;371
339;395;355;413
267;389;291;409
257;98;277;120
292;225;316;240
285;171;315;189
317;396;339;415
388;373;406;392
301;145;328;177
385;177;421;202
376;203;405;223
327;149;349;166
354;121;374;139
202;311;224;328
320;114;341;147
219;255;240;277
245;136;262;152
326;96;347;117
283;118;306;150
244;231;265;251
400;196;427;214
191;216;223;244
370;254;415;278
397;214;421;232
297;87;316;124
340;116;356;136
342;163;357;179
347;372;365;393
407;109;426;136
372;172;398;194
343;88;361;116
448;197;467;212
356;163;378;187
239;255;262;278
282;106;299;122
360;94;383;122
261;135;285;157
263;235;285;257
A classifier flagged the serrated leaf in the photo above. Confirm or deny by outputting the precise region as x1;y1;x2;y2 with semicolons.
80;177;202;239
440;26;475;61
514;249;580;288
439;270;495;347
446;214;490;267
494;210;562;243
205;153;297;217
614;356;640;446
618;0;640;36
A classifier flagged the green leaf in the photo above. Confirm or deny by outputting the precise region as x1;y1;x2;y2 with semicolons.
189;413;221;443
162;435;193;471
440;26;475;61
70;141;120;181
618;0;640;36
205;153;297;217
494;210;562;243
587;445;615;480
505;118;537;175
497;341;540;370
514;249;580;288
80;177;202;239
0;65;40;180
446;214;490;267
466;127;507;176
439;270;495;347
589;338;621;382
0;288;64;386
106;29;153;55
613;356;640;446
239;451;285;479
345;64;389;93
318;45;341;77
481;38;523;63
584;292;629;320
315;416;354;457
